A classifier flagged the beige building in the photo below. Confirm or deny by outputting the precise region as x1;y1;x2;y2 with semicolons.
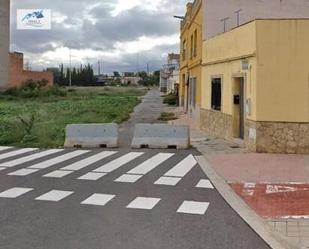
201;19;309;154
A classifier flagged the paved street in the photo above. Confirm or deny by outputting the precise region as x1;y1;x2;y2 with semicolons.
0;146;270;249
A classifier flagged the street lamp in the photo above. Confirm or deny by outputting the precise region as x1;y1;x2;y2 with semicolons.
173;15;202;28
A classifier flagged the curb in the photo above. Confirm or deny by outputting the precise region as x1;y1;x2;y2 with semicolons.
195;155;299;249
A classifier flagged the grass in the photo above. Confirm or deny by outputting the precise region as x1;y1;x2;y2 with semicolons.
0;86;147;148
158;112;178;121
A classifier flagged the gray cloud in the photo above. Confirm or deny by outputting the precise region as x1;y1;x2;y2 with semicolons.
10;0;187;73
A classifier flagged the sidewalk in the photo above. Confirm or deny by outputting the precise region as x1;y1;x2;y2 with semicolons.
169;108;309;249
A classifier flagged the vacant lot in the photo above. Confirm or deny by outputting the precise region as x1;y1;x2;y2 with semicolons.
0;86;146;148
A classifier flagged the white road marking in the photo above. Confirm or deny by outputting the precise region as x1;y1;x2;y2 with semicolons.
28;150;89;169
0;148;38;160
0;149;63;167
196;179;214;189
126;197;161;210
0;187;33;198
0;167;6;171
93;152;144;173
43;170;74;178
154;176;182;186
0;146;12;152
8;168;39;176
35;190;74;202
127;153;174;175
78;172;106;181
177;201;210;215
81;193;115;206
114;174;143;183
61;151;118;171
164;154;197;177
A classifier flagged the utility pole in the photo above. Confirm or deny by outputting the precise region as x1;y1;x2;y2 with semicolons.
235;9;242;27
69;49;72;87
220;17;230;32
147;63;149;76
98;60;101;75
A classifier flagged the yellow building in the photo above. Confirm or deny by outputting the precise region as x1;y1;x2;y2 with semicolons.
179;0;203;127
200;19;309;154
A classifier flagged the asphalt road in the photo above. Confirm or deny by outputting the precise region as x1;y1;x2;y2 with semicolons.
0;146;270;249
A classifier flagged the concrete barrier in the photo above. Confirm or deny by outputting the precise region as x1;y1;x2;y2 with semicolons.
131;124;190;149
64;124;118;148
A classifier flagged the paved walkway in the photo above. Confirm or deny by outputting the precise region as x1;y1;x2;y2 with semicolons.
169;107;309;249
118;89;164;148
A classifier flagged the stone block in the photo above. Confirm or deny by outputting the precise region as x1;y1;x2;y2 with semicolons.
64;124;118;148
131;124;190;149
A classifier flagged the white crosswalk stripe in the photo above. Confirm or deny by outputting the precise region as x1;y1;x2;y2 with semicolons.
28;150;89;170
115;153;174;183
35;190;74;202
0;187;33;198
7;150;89;177
77;152;144;181
81;193;115;206
126;197;161;210
177;201;210;215
0;148;38;160
164;155;197;177
0;146;12;152
127;153;174;175
154;155;197;186
8;168;39;176
61;151;118;171
93;152;144;173
0;149;64;167
44;151;118;178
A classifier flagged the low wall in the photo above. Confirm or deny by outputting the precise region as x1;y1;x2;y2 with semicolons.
200;108;309;154
246;120;309;154
200;108;233;139
8;52;53;88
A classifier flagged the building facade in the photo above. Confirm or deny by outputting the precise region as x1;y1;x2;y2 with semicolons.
9;52;54;88
179;0;203;127
0;0;10;89
201;19;309;154
160;53;180;93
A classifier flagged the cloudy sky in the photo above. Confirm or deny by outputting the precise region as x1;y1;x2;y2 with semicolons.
10;0;187;74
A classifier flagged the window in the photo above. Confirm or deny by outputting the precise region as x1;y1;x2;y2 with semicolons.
211;78;222;111
193;29;197;57
182;40;186;61
190;34;194;59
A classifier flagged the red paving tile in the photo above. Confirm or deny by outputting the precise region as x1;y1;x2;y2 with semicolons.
209;153;309;183
230;183;309;219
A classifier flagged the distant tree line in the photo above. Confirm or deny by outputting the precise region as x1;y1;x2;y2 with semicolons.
52;64;96;86
137;70;160;86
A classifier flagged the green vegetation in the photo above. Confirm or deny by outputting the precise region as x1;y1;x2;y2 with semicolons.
0;82;146;148
158;112;178;121
163;94;178;106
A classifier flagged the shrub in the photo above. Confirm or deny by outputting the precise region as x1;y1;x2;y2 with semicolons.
163;94;178;106
158;112;177;121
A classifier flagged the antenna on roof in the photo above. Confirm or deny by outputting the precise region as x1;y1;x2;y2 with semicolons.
220;17;230;32
235;9;242;27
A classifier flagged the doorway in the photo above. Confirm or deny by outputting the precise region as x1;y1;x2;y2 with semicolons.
232;77;245;139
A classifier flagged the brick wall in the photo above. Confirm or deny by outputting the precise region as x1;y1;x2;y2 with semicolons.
9;52;53;88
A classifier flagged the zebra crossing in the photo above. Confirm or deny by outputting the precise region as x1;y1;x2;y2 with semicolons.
0;146;215;188
0;186;210;215
0;146;214;215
